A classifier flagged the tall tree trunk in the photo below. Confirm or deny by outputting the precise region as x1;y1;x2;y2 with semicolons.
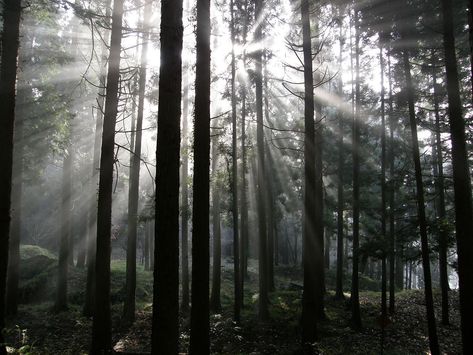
151;0;183;352
84;0;112;318
402;49;440;355
240;0;249;307
190;0;211;352
351;7;362;330
181;64;190;315
6;89;24;316
0;2;21;354
264;57;275;293
56;146;73;312
301;0;318;343
335;8;345;300
468;0;473;103
144;221;150;271
123;1;150;324
379;38;387;322
431;51;449;326
441;0;473;351
255;0;269;322
230;0;241;322
210;137;222;313
387;50;397;313
90;0;124;352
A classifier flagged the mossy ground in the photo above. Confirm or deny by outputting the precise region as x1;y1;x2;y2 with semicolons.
4;248;462;354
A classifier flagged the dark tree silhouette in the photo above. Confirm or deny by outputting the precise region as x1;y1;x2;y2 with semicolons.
441;0;473;352
90;0;124;352
151;0;183;352
190;0;211;352
0;1;22;354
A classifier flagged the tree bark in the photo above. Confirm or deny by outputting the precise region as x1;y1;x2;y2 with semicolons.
351;7;362;330
0;2;21;354
255;0;269;322
181;64;190;315
441;0;473;351
230;0;241;322
90;0;124;352
301;0;318;343
190;0;211;352
151;0;183;352
402;49;439;355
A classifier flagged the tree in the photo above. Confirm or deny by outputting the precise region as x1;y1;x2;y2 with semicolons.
230;0;242;322
90;0;124;352
151;0;183;352
351;6;362;330
0;1;22;354
190;0;211;351
301;0;318;343
123;0;151;325
440;0;473;351
402;47;439;355
255;0;269;322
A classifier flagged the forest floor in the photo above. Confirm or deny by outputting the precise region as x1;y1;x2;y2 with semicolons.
4;246;462;354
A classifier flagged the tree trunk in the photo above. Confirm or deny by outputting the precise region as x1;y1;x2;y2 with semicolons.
6;89;24;316
144;221;150;271
123;1;150;325
387;50;397;313
379;38;387;322
84;0;112;318
301;0;318;342
210;138;222;313
90;0;124;352
441;0;473;351
431;51;449;326
190;0;211;352
255;0;269;322
230;0;241;322
151;0;183;352
351;8;362;330
402;49;439;355
335;8;344;300
56;146;73;312
181;64;190;315
0;2;21;354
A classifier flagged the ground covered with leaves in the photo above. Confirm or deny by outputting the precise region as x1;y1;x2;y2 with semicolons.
4;246;462;354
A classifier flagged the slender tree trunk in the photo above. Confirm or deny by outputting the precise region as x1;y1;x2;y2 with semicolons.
56;146;73;312
379;38;387;322
301;0;318;343
264;58;275;293
351;8;362;330
468;0;473;103
402;49;439;355
210;137;222;313
181;64;190;315
190;0;211;352
431;51;449;326
90;0;124;352
6;90;24;315
123;1;150;324
0;2;21;354
151;0;183;352
255;0;269;322
387;50;396;313
144;221;150;271
84;0;112;318
441;1;473;351
230;0;241;321
335;8;345;300
240;0;249;307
